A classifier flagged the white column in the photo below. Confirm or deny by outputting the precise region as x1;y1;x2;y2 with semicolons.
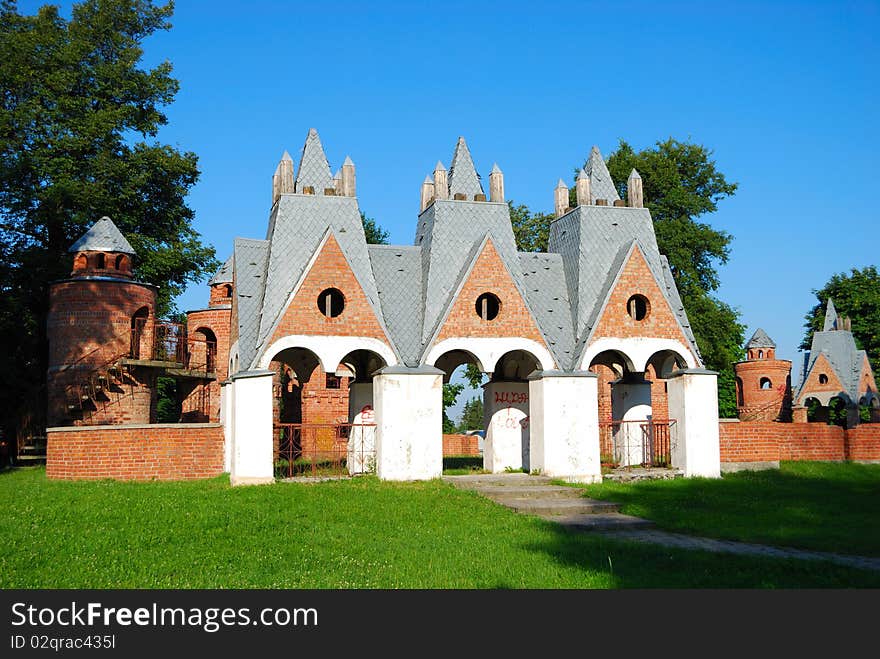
667;369;721;478
483;381;530;472
220;380;233;473
348;381;376;475
374;366;443;481
528;370;602;483
611;377;652;466
230;370;275;486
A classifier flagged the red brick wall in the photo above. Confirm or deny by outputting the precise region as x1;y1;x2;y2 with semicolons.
735;359;792;421
436;239;547;347
718;421;880;464
46;423;224;480
443;433;480;456
590;363;668;422
184;307;232;422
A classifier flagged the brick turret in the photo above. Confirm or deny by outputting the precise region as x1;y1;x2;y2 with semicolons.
735;328;792;421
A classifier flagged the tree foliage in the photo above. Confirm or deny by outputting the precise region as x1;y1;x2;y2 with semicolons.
360;211;389;245
457;396;484;432
442;382;464;433
0;0;216;438
801;266;880;376
508;201;554;252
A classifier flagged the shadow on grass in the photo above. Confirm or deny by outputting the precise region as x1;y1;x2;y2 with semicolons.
570;461;880;557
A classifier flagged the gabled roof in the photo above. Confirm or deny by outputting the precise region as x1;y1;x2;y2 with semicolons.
447;137;483;199
295;128;333;194
209;255;234;285
68;217;135;255
583;146;620;204
796;327;866;403
517;251;576;368
746;328;776;349
232;238;270;370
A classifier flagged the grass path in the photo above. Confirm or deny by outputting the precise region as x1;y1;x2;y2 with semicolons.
2;467;879;588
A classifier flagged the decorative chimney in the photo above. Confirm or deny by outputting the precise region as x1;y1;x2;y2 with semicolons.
554;179;569;218
420;175;434;212
489;163;504;202
332;169;342;195
341;156;356;197
627;169;643;208
273;150;294;205
433;161;448;200
575;168;591;206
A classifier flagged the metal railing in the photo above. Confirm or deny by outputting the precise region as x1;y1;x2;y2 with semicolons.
129;321;216;374
599;419;677;468
274;423;377;478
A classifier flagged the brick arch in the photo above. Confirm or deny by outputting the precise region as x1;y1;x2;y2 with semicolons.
258;335;396;374
425;337;554;374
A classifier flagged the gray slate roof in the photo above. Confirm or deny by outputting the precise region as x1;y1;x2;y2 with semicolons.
295;128;333;194
254;193;392;365
746;328;776;349
548;204;700;367
69;217;135;254
368;245;424;365
796;328;870;404
447;137;484;199
517;252;576;368
232;238;270;370
583;146;620;204
209;255;234;285
822;299;839;331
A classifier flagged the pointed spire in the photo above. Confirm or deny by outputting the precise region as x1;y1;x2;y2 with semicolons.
273;150;295;205
583;145;620;204
295;128;332;194
489;162;504;203
420;175;435;212
68;216;135;255
433;160;448;200
281;150;292;162
627;168;643;208
341;155;356;197
823;299;839;331
554;179;569;218
447;136;483;199
576;168;591;207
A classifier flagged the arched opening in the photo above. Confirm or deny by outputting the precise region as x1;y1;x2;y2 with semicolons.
224;284;232;298
735;377;744;408
758;350;763;359
73;253;87;272
760;377;772;390
270;345;387;478
130;306;149;359
433;349;489;472
178;327;219;422
95;253;106;270
115;254;127;271
819;373;829;385
483;350;540;472
190;327;217;373
805;397;825;423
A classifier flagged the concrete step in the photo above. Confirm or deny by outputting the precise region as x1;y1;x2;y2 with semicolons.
498;497;620;516
443;473;553;488
473;485;585;499
549;512;655;531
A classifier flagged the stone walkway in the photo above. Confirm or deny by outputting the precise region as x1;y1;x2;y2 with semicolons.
443;472;880;572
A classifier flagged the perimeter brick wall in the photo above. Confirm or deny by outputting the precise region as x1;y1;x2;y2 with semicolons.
719;420;880;464
46;423;223;481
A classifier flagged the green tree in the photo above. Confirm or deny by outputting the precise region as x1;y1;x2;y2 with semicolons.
508;201;554;252
457;396;484;432
800;266;880;376
442;382;464;433
360;211;389;245
0;0;217;440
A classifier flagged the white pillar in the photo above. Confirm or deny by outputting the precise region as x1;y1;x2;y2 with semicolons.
483;381;530;472
528;370;602;483
230;370;275;486
374;366;443;481
667;369;721;478
611;377;653;466
220;380;233;473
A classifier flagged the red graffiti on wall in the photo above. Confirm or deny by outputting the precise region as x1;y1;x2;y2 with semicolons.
494;391;529;405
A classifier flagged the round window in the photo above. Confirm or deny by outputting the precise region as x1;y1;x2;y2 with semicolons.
317;288;345;318
818;374;828;385
475;293;501;321
626;294;649;321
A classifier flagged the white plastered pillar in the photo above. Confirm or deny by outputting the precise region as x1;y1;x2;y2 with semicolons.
483;381;530;472
230;370;275;486
374;365;443;481
528;370;602;483
220;379;233;473
666;369;721;478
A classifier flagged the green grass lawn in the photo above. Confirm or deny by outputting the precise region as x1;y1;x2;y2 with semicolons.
2;466;879;589
577;461;880;557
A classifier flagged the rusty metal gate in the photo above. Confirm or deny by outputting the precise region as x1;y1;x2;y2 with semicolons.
599;419;676;468
274;423;377;478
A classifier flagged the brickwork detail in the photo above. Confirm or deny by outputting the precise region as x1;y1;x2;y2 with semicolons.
269;234;390;346
436;239;546;346
46;424;224;480
735;359;792;421
796;352;846;403
589;245;693;350
442;433;480;456
719;421;880;464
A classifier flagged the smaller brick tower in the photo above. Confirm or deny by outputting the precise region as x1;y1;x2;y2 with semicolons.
47;217;158;425
735;329;792;421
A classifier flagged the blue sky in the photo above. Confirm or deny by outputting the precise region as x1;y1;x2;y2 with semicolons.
22;1;880;415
